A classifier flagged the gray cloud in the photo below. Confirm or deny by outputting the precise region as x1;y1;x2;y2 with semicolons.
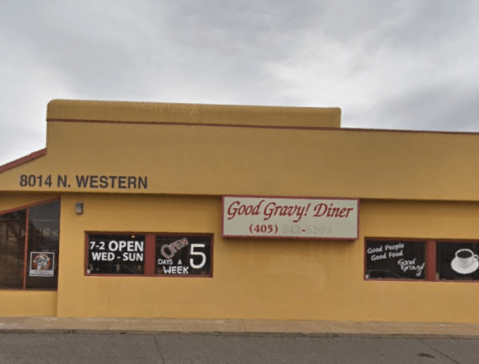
1;0;479;165
354;83;479;131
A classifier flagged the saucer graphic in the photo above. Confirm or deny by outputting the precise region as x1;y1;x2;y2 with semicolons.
451;257;479;275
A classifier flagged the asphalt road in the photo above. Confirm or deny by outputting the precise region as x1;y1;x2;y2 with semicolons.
1;332;479;364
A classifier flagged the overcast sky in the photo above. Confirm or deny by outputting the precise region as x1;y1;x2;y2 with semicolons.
1;1;479;165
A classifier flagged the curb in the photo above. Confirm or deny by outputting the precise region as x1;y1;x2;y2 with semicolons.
1;328;479;339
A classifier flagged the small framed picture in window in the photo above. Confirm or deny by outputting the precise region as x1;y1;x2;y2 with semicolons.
29;252;55;277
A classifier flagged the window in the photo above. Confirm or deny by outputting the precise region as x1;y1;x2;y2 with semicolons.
365;239;479;282
436;242;479;281
156;235;212;276
87;234;145;275
365;240;426;280
86;233;213;278
0;200;60;290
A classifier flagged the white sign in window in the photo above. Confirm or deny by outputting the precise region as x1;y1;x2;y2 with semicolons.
222;196;359;239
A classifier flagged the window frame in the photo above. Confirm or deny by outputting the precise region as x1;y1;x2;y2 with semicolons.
365;237;479;283
0;197;60;291
84;232;214;278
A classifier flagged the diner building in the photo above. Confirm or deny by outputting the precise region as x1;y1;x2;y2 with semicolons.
0;99;479;323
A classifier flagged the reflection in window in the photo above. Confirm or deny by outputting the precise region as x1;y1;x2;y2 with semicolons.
0;210;26;289
0;200;60;290
26;201;60;289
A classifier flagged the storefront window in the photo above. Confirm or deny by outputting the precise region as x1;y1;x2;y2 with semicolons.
366;239;479;282
25;201;60;289
85;233;213;277
156;235;212;277
365;240;426;280
86;234;145;275
0;199;60;290
436;242;479;281
0;210;26;289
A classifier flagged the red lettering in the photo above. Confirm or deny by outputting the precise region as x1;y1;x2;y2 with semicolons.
228;200;266;220
263;202;277;221
313;203;327;217
327;206;340;217
292;205;307;223
227;201;241;220
286;206;298;217
338;208;354;218
252;200;264;215
314;203;354;218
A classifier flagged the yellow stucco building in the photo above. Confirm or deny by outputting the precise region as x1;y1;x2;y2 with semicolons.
1;99;479;322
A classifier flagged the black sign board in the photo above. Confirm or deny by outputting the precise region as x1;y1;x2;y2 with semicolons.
436;242;479;281
87;234;145;275
156;235;212;276
365;240;426;280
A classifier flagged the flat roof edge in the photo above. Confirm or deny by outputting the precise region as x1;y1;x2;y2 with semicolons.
46;99;342;128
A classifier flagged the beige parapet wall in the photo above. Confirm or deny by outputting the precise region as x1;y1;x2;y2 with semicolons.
0;100;478;202
46;99;341;128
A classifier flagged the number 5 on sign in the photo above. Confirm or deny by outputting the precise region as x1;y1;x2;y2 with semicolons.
190;244;206;269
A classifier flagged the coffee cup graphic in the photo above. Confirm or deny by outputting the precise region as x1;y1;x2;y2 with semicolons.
451;249;479;274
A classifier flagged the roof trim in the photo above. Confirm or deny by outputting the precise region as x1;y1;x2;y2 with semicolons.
47;118;479;137
0;148;47;174
47;118;339;131
46;100;341;129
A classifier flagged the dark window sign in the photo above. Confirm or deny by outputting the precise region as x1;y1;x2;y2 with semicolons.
156;235;212;277
436;242;479;281
87;234;145;275
365;240;426;280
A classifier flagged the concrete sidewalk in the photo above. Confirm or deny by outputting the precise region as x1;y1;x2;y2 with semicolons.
1;316;479;338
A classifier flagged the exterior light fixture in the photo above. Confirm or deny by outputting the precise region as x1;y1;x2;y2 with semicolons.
75;202;83;215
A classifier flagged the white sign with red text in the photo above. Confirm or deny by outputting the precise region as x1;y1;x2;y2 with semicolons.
222;196;359;239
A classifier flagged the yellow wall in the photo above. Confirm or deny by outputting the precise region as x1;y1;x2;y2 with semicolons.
0;291;57;317
0;101;478;201
2;101;479;323
0;193;59;316
46;99;341;128
358;199;479;323
55;194;479;323
0;193;58;212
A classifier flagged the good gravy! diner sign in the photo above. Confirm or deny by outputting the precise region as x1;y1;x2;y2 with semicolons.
222;196;359;239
